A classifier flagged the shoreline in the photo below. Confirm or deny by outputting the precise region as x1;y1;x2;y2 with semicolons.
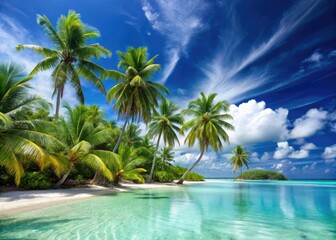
0;181;202;217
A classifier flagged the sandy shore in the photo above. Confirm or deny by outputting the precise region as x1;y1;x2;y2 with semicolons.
0;182;198;217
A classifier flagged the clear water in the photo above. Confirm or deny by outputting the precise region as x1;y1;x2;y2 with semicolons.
1;180;336;240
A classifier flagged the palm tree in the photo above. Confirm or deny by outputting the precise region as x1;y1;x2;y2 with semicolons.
53;104;118;187
0;63;65;185
106;144;147;185
123;123;142;147
230;145;249;175
177;92;234;184
147;99;183;182
158;147;175;170
16;10;111;117
105;47;168;152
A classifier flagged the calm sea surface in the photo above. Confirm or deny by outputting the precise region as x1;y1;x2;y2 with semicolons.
1;179;335;240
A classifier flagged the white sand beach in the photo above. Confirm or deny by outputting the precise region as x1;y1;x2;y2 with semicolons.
0;182;195;216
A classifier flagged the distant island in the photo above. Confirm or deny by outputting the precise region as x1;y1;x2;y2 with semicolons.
235;170;288;180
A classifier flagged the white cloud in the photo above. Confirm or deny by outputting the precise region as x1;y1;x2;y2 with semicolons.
228;100;289;145
303;51;323;64
184;0;324;104
273;141;316;159
0;13;78;115
289;108;328;139
274;142;293;159
289;149;309;159
142;0;208;84
271;160;293;173
322;144;336;159
301;143;317;150
261;152;271;161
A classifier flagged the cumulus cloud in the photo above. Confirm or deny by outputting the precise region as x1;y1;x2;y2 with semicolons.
273;141;316;159
227;100;289;145
322;144;336;159
289;108;328;139
271;160;294;173
301;143;317;150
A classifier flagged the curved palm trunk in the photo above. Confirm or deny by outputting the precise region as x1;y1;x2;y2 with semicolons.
113;113;130;152
91;114;130;184
55;86;62;118
148;132;162;182
240;167;242;176
177;149;204;184
54;162;74;188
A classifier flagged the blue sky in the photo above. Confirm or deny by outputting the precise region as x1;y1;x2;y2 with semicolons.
0;0;335;179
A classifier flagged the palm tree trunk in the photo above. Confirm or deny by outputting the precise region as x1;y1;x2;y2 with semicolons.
177;149;204;184
149;132;162;182
54;163;74;188
113;113;130;152
91;113;130;184
240;167;242;176
55;86;61;118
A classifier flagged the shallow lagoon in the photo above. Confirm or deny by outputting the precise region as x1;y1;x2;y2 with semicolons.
1;179;335;240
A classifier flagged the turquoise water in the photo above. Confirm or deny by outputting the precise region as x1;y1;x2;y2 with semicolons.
1;179;336;240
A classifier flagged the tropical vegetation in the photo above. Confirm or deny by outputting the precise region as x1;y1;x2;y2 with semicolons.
16;10;110;117
230;145;249;175
0;11;240;189
235;170;288;180
147;98;183;182
177;93;234;184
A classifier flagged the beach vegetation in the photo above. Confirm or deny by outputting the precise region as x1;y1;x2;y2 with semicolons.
16;10;110;117
236;170;288;180
177;93;234;184
230;145;249;175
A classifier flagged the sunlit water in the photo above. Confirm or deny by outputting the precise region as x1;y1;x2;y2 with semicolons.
1;179;336;240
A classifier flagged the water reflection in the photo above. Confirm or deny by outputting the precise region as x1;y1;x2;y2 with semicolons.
233;183;251;216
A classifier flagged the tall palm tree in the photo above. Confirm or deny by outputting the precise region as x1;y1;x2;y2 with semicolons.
106;144;147;185
230;145;249;175
123;123;142;147
16;10;111;117
53;104;118;187
158;146;175;170
147;99;183;182
177;92;234;184
0;63;65;185
105;47;168;152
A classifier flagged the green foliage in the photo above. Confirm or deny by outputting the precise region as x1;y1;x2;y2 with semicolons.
16;10;110;116
148;98;183;181
177;92;233;184
107;144;147;185
154;171;175;182
0;63;65;186
52;104;119;187
0;167;13;187
153;165;204;183
181;92;234;152
230;145;249;174
68;162;95;180
20;171;52;189
186;172;205;181
106;47;168;124
236;170;288;180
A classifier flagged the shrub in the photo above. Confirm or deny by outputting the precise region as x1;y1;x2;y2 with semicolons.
186;172;205;181
236;170;288;180
20;171;52;189
0;167;14;187
154;171;175;182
